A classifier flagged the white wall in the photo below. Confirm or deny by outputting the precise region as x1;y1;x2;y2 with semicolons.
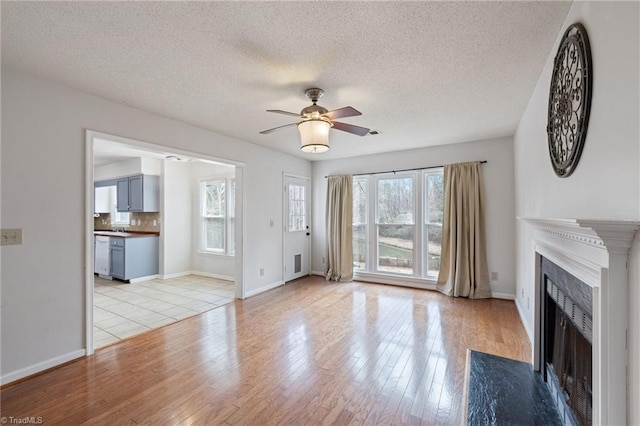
94;157;143;181
162;160;192;277
513;1;640;422
311;136;516;297
190;161;235;279
0;69;310;383
94;156;162;181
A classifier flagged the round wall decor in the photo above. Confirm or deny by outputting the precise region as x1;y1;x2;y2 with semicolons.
547;23;592;178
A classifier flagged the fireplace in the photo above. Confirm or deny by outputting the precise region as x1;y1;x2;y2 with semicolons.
541;257;593;425
521;218;639;426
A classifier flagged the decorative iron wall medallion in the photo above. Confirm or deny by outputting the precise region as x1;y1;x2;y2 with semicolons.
547;23;592;177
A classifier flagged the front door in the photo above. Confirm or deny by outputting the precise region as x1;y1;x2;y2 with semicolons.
284;175;310;282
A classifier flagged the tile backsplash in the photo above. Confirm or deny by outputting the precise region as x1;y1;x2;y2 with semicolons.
94;212;161;233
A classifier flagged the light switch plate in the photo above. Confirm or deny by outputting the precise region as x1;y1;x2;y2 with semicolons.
1;228;23;246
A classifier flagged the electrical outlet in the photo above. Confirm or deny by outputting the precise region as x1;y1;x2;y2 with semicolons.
153;220;157;226
491;271;499;281
269;219;274;228
521;288;524;298
527;297;530;309
1;228;22;246
322;257;325;264
260;268;264;276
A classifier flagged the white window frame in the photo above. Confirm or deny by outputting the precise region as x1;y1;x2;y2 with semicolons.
352;168;443;282
352;176;369;271
374;172;417;276
423;169;444;279
199;178;235;256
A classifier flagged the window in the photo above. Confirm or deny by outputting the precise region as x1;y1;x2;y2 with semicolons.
377;176;414;274
352;176;368;269
201;179;235;255
352;168;444;280
424;171;444;277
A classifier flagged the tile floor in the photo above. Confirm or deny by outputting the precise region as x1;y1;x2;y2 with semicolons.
94;275;235;348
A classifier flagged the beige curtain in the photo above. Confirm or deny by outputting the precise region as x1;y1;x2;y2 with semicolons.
326;175;353;282
437;162;491;299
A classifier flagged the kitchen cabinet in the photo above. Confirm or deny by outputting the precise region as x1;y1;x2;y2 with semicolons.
116;174;159;212
109;235;159;281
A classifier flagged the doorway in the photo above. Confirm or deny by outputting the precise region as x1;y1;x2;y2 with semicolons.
85;130;245;354
283;174;310;282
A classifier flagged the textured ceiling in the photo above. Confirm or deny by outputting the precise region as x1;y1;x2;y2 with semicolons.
2;1;571;161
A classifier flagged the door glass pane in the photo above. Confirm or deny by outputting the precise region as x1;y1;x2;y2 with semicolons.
378;225;414;274
288;183;306;232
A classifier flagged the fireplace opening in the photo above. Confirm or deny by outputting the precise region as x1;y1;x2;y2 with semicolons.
541;258;593;426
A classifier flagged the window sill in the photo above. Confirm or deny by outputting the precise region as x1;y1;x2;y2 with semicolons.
197;250;235;259
353;270;438;290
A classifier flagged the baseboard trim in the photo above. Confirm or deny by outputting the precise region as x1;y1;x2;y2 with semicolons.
515;298;533;344
354;272;437;291
160;271;193;280
311;270;325;277
1;349;85;386
245;280;284;298
191;270;235;282
491;292;516;300
129;274;160;283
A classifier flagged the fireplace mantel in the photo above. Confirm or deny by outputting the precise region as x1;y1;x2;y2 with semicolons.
522;218;639;254
520;218;639;425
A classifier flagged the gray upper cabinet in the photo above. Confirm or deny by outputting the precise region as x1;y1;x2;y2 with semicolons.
116;175;159;212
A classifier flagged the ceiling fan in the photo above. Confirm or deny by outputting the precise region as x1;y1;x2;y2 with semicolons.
260;88;370;153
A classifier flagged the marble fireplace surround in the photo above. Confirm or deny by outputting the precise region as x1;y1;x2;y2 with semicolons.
522;218;639;425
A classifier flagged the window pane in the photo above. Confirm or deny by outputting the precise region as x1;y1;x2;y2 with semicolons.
228;180;235;254
353;177;368;269
205;217;225;251
377;177;414;224
425;224;442;277
288;183;306;232
426;173;444;224
353;224;366;269
378;224;413;274
205;181;225;217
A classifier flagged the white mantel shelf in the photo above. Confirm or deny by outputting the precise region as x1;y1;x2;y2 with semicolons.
519;218;640;254
519;217;639;426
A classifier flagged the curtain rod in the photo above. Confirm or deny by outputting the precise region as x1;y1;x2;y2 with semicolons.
324;160;487;178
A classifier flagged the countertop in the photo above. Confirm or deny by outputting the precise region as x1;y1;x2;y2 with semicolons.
94;230;160;238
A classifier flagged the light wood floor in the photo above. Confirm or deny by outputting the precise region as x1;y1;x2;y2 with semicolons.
1;276;530;425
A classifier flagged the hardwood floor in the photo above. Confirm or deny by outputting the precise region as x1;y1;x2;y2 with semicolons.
1;276;530;425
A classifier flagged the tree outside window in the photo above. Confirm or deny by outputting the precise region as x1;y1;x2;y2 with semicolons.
202;179;234;254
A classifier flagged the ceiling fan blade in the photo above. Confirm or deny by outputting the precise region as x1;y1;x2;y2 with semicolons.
259;122;297;134
323;106;362;120
332;121;370;136
266;109;300;117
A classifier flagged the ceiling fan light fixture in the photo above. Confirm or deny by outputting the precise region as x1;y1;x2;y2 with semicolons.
298;119;331;153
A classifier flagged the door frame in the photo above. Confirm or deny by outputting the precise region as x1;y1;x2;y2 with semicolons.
282;173;311;283
85;129;246;355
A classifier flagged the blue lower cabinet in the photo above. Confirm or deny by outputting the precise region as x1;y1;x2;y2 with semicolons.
109;236;158;281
